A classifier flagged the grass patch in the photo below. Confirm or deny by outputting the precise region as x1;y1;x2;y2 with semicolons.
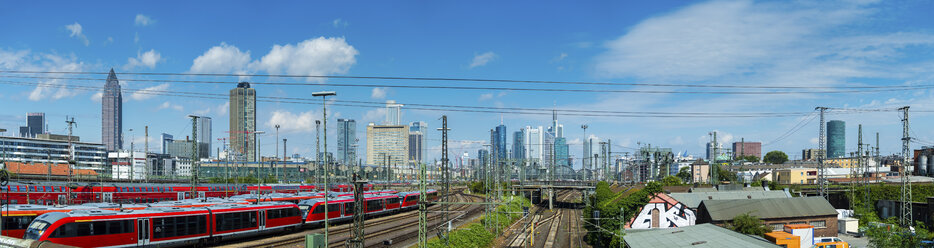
422;195;530;248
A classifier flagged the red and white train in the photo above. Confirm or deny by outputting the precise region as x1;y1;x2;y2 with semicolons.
22;189;438;247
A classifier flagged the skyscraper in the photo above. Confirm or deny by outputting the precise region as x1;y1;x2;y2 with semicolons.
555;137;569;167
365;124;409;167
337;119;357;165
827;120;845;158
229;82;256;161
198;117;212;155
161;133;173;154
18;112;45;138
512;130;525;161
102;69;123;151
385;100;403;125
493;125;507;161
408;121;427;164
524;126;544;169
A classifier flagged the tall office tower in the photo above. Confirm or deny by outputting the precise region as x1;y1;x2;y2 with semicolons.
555;137;569;167
18;112;45;138
385;100;403;125
493;125;507;161
161;133;174;154
706;141;723;161
102;69;123;151
827;120;846;158
365;123;409;167
583;138;593;171
524;126;544;169
337;119;357;165
408;121;427;164
198;117;212;155
230;82;257;161
512;130;525;161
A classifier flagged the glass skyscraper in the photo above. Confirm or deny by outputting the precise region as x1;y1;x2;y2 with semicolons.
512;130;525;160
408;121;427;164
102;69;123;151
827;120;845;158
337;119;357;165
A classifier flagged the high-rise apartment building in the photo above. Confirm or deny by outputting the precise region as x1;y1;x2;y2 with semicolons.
827;120;845;158
385;100;403;125
408;121;427;164
365;124;409;167
337;119;357;165
18;112;45;138
102;69;123;151
512;130;525;161
230;82;257;161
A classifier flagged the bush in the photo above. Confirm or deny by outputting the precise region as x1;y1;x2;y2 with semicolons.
425;195;529;248
583;181;663;247
727;214;771;237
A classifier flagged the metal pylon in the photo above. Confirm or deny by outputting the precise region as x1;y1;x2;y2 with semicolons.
347;173;367;248
900;106;913;227
816;107;827;198
439;115;451;246
417;155;428;246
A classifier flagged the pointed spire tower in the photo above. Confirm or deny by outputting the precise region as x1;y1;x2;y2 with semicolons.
102;68;123;151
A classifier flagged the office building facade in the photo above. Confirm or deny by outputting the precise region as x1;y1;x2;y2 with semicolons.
524;126;544;169
385;100;403;125
229;82;257;161
408;121;427;164
365;124;409;167
18;112;45;138
827;120;845;158
731;141;762;159
493;125;507;162
166;139;210;159
102;69;123;151
337;119;357;165
197;117;212;155
0;135;107;171
161;133;173;154
512;130;525;161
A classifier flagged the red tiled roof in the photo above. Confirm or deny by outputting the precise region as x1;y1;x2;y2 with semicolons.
4;162;98;176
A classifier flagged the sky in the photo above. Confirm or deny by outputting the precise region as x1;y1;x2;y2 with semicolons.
2;0;934;169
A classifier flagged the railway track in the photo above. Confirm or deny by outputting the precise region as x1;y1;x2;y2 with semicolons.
227;191;484;248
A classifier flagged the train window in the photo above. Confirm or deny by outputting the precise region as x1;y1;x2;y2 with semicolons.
312;204;325;214
387;198;400;204
3;216;35;230
216;211;257;232
92;222;106;235
328;204;340;213
268;210;278;219
366;200;383;211
344;203;354;215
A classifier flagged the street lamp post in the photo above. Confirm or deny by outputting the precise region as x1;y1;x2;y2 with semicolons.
312;91;336;243
275;124;280;182
254;131;265;183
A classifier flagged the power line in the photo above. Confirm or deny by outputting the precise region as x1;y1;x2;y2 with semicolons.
0;70;926;90
3;73;934;95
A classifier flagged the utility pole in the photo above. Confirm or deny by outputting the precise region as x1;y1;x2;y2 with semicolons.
283;139;288;182
348;173;367;248
899;106;912;227
417;143;428;247
816;107;828;198
438;115;450;246
312;91;336;243
316;120;321;188
144;126;149;183
65;117;76;185
188;115;200;199
853;124;862;210
275;124;280;182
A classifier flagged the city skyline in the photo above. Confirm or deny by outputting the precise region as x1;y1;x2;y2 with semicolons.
2;1;934;169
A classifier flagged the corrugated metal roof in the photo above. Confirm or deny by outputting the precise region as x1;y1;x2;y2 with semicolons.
623;223;780;248
669;191;791;209
700;197;837;221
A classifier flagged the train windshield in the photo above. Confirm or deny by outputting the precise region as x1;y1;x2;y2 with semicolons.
23;220;52;240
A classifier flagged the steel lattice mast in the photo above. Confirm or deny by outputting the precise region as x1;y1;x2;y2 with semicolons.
816;107;828;198
438;115;451;246
900;106;913;227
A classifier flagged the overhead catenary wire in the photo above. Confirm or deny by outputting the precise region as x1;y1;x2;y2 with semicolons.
3;73;934;95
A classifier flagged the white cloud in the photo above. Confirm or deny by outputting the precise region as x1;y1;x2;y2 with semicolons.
478;93;494;101
189;42;252;74
65;22;89;46
90;91;103;102
0;49;86;101
469;52;496;68
671;136;685;145
131;83;169;101
332;18;349;28
218;101;229;115
135;14;155;26
251;37;358;81
134;32;139;43
371;87;387;99
158;101;183;111
267;110;320;133
554;53;568;62
362;108;386;124
124;49;162;70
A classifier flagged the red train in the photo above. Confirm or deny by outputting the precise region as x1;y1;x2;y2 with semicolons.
22;189;438;247
0;183;331;205
24;202;301;247
1;198;248;238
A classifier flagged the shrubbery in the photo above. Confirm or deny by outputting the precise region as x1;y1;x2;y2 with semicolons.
583;181;663;247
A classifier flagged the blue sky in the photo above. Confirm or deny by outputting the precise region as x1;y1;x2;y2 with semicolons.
2;0;934;168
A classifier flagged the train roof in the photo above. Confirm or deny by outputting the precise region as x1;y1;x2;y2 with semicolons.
297;196;354;205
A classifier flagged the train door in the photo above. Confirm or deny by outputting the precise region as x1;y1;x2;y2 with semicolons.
198;191;206;199
258;210;266;230
57;195;66;204
177;192;185;200
137;218;150;246
103;193;113;203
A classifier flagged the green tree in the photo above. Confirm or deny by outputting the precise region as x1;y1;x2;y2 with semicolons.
661;175;682;186
717;169;738;182
676;167;692;183
763;151;788;164
728;213;771;237
751;180;762;187
737;155;759;163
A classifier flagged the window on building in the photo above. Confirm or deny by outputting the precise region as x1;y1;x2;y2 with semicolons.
790;221;806;225
811;220;826;228
770;223;784;231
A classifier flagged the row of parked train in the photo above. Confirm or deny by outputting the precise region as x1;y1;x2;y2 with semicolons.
7;189;438;247
0;182;374;205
